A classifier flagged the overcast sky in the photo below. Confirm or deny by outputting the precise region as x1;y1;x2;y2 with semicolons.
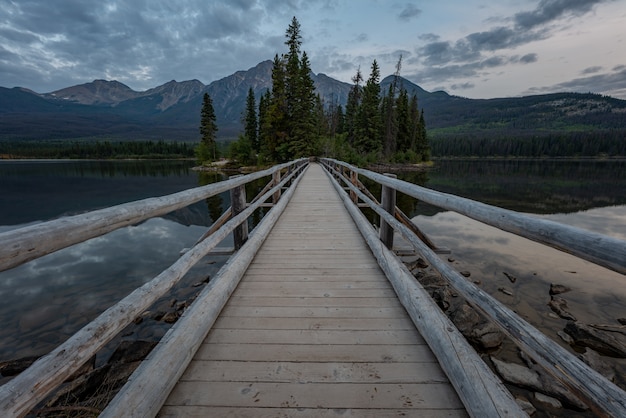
1;0;625;99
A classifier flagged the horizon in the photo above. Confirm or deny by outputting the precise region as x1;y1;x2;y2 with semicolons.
6;58;625;103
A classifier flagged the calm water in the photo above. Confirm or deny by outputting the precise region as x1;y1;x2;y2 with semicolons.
1;159;625;381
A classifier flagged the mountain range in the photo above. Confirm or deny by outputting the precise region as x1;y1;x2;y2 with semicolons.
1;60;625;142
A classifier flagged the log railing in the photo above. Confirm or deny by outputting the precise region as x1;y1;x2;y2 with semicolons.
320;158;626;417
0;159;308;418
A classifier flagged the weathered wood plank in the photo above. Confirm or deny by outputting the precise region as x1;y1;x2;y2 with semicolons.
180;360;447;383
212;316;416;330
218;306;408;318
164;381;464;410
226;296;399;307
239;273;386;282
205;329;422;345
159;406;468;418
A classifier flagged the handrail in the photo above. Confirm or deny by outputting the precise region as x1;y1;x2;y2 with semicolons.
320;159;626;416
0;159;306;273
0;159;309;418
100;162;309;417
322;158;626;276
321;163;526;417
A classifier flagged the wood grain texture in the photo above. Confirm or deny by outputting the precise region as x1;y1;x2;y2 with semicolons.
159;163;468;417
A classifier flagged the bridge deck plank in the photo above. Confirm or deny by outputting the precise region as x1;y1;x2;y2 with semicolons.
159;163;467;417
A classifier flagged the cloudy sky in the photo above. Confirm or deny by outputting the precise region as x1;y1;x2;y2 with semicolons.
1;0;625;99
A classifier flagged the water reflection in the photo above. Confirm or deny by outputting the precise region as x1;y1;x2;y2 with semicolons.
0;218;225;361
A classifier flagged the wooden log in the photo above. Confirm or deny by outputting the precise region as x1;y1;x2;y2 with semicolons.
350;169;358;204
0;160;304;273
229;175;248;249
379;173;397;249
326;162;626;417
322;158;626;276
351;173;440;252
272;170;282;204
99;162;309;418
0;162;308;418
322;166;526;417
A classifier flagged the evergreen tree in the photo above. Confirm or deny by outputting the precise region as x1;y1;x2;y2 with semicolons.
396;88;411;152
258;89;271;159
289;50;317;157
198;92;218;161
355;60;382;155
344;68;363;145
382;83;398;158
244;88;258;152
267;54;288;161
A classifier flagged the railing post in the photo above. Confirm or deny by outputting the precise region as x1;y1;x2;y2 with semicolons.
229;175;248;250
380;173;397;249
350;170;358;204
272;170;282;204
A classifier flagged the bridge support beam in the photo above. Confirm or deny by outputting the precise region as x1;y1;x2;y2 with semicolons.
380;173;397;249
229;175;248;249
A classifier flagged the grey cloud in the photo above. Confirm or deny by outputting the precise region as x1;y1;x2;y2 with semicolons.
406;55;517;87
582;66;603;74
398;3;422;21
514;0;607;30
414;0;604;76
519;53;538;64
419;27;546;67
354;33;369;43
0;0;280;91
451;82;475;91
466;27;518;51
526;67;626;98
419;33;440;42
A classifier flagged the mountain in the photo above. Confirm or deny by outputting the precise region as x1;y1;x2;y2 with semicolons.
1;60;625;142
46;80;140;105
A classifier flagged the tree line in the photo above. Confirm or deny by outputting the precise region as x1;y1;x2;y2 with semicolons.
431;130;626;158
198;17;430;167
0;140;195;159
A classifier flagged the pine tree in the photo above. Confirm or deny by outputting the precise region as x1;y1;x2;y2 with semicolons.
244;88;258;152
396;88;411;153
344;68;363;145
258;89;271;160
268;54;288;161
289;50;317;157
355;60;382;155
198;92;218;161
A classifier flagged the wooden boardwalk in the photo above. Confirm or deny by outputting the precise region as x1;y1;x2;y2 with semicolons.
159;164;467;417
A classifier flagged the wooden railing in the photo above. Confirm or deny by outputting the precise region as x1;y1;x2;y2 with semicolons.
320;158;626;417
0;159;309;418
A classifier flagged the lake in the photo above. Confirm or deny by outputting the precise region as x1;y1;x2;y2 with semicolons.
1;159;625;383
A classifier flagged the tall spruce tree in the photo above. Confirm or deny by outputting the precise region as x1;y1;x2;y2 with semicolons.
198;92;218;161
344;68;363;145
267;54;288;161
244;88;258;152
355;60;382;155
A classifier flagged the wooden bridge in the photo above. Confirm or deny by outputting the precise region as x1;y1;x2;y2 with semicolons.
1;159;625;417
